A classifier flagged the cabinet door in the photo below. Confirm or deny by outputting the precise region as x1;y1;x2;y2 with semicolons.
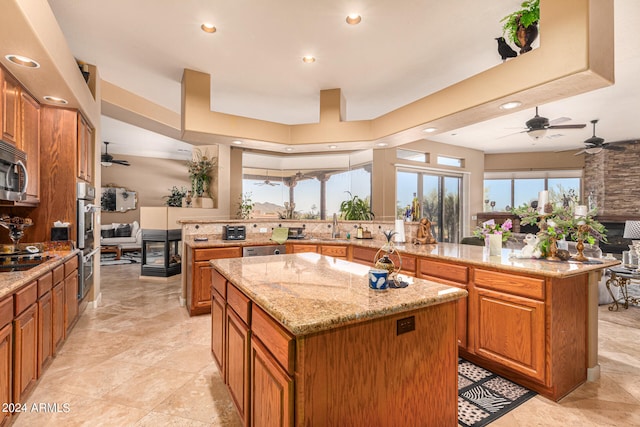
37;292;53;376
226;308;250;425
1;71;20;145
20;91;40;202
211;288;226;375
251;337;293;427
0;323;12;426
320;245;347;258
64;272;78;336
190;261;213;315
289;244;317;254
76;114;86;180
473;287;545;382
13;303;38;402
52;283;64;354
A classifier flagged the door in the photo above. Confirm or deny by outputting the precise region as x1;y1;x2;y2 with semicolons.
13;304;38;402
20;91;39;203
64;272;79;335
226;308;250;425
37;291;53;376
211;288;226;374
52;282;64;354
0;323;11;426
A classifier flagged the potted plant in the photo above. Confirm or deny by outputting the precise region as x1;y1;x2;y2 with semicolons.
187;149;216;198
163;186;188;207
237;192;254;219
501;0;540;53
339;192;374;221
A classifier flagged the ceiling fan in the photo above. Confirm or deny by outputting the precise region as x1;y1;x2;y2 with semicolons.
254;171;280;186
574;120;628;155
507;107;587;140
101;142;130;167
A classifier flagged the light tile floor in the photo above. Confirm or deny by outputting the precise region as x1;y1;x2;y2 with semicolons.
12;264;640;426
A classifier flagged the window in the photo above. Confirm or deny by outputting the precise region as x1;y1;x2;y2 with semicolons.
397;169;462;243
483;171;582;212
437;155;463;168
396;149;427;163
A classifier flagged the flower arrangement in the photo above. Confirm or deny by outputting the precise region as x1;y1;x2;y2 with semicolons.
187;150;216;197
473;219;513;242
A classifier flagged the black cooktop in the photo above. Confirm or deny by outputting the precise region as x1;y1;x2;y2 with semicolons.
0;252;51;272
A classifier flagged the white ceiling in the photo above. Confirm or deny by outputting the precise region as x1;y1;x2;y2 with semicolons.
47;0;640;157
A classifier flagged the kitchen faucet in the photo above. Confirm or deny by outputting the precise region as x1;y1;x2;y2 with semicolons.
332;213;340;238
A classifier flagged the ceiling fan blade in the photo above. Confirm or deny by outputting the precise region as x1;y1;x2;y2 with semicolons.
573;149;587;155
549;117;571;125
603;144;625;151
112;160;130;166
547;124;586;130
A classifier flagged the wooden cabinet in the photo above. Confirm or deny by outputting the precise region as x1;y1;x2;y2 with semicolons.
319;245;348;259
288;244;317;254
64;259;79;336
0;296;13;427
185;245;242;316
77;113;93;182
13;302;38;403
211;270;227;374
226;306;250;425
1;69;20;145
418;258;469;348
251;337;294;427
19;91;40;204
52;265;65;354
37;271;54;376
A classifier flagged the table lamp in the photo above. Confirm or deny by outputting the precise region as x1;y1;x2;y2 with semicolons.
623;220;640;271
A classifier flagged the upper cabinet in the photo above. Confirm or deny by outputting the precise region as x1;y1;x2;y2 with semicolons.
77;113;93;183
1;68;21;145
20;92;40;204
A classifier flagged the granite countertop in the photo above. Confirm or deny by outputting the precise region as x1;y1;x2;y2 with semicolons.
188;235;620;278
211;253;467;336
0;250;80;299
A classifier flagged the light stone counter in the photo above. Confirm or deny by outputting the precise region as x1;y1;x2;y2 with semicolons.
0;250;79;299
211;252;467;336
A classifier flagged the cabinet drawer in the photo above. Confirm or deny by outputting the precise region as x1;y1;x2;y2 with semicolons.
211;269;227;299
64;256;78;277
37;272;53;297
352;246;377;264
320;245;347;258
474;269;545;300
0;296;13;329
227;283;251;325
195;247;242;262
252;305;295;375
52;265;64;284
419;259;468;284
290;244;317;253
15;281;37;316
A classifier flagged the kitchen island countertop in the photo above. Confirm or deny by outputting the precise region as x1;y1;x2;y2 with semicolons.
211;252;467;336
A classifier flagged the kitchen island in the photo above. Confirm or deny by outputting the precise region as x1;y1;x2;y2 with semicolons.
210;252;467;426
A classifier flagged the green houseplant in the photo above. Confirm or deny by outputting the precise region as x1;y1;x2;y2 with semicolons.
187;149;216;198
501;0;540;53
339;192;374;221
237;192;254;219
163;186;188;207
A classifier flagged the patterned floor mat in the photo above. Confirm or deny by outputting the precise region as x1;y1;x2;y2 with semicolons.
458;358;536;427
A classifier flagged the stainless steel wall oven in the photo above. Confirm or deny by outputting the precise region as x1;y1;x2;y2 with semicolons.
77;182;99;299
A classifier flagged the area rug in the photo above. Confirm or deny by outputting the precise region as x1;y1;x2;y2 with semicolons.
100;252;140;266
458;358;536;427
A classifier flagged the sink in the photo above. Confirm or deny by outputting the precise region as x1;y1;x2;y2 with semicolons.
0;255;52;272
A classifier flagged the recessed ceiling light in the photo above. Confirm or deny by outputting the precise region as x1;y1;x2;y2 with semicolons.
499;101;522;110
376;142;388;147
302;55;316;63
5;54;40;68
201;23;216;33
232;140;243;145
328;145;338;149
346;14;362;25
423;127;437;133
43;96;68;104
284;147;294;152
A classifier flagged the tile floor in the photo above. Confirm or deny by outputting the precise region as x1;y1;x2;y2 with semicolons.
12;264;640;426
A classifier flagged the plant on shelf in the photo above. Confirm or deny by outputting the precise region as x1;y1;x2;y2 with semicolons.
237;192;254;219
187;149;216;198
500;0;540;53
163;186;188;207
339;191;374;221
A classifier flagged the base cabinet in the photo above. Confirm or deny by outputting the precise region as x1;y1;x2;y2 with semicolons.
211;288;226;373
251;337;293;427
13;304;38;403
52;281;65;354
37;292;53;376
0;322;12;426
226;308;250;426
64;264;79;336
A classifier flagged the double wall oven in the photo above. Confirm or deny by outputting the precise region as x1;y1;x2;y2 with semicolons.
77;182;99;299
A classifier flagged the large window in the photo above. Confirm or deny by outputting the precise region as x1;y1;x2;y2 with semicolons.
242;152;372;219
397;169;462;243
483;171;582;212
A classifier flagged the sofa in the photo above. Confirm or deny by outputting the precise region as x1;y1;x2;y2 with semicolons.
100;221;142;251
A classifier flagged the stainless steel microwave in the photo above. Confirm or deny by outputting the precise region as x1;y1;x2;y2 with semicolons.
0;140;28;202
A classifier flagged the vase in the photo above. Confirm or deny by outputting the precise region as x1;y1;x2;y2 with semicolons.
487;234;502;256
516;19;538;53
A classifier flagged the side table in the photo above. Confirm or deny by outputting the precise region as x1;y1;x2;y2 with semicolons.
606;267;640;311
100;245;121;260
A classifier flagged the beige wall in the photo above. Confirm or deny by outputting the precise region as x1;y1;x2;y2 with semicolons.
484;151;584;172
101;155;190;225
